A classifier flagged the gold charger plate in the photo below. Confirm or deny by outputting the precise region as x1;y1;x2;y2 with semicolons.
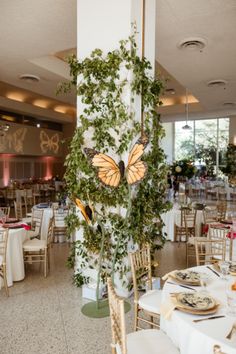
176;304;219;315
169;270;201;286
173;292;219;315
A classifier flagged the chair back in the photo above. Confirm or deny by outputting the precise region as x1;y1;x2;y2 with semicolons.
47;217;54;245
195;238;226;266
203;207;218;224
216;202;227;221
31;209;44;235
184;208;197;238
129;245;152;303
107;278;127;354
53;208;68;227
0;206;10;218
14;201;23;220
208;226;232;261
0;229;8;265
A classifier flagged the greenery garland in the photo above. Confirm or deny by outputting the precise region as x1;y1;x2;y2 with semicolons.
59;35;171;287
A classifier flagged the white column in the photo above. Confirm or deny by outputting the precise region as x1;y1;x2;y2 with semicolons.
76;0;157;297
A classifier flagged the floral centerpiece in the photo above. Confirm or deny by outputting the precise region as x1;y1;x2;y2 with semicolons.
171;159;196;180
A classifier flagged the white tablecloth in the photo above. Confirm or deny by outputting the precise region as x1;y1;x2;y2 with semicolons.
0;227;28;288
161;265;236;354
161;206;204;241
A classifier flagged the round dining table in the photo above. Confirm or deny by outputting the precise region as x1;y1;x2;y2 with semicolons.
161;265;236;354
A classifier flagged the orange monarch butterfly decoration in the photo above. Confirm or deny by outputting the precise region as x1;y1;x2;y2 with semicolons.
75;198;94;224
84;136;148;188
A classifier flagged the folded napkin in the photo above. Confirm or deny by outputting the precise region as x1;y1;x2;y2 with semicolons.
162;270;178;281
160;297;178;320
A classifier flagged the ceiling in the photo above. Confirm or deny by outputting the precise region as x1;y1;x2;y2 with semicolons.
0;0;236;124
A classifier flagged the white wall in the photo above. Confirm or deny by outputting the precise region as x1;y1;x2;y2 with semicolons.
160;122;173;163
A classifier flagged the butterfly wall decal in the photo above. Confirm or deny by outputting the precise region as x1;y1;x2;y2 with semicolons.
40;131;59;154
0;128;27;153
84;136;148;188
75;198;94;224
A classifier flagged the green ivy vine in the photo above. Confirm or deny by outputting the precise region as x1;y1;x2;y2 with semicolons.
58;35;171;288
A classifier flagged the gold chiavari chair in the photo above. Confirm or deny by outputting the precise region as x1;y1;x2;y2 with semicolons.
174;208;186;244
0;229;9;296
184;208;198;266
129;245;161;331
195;238;226;266
0;206;10;218
216;201;227;221
28;208;44;239
208;226;232;261
52;207;68;243
14;201;23;220
23;217;53;277
107;278;179;354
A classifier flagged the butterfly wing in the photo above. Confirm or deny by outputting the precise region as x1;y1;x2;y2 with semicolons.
126;136;148;185
75;198;91;224
84;148;121;187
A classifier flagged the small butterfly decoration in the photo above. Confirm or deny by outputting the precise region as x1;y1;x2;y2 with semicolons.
75;198;94;224
84;135;149;188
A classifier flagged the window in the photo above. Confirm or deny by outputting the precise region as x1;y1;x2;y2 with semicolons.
174;118;229;176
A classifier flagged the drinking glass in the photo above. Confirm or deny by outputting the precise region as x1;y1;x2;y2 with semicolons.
219;261;230;280
226;289;236;316
200;273;210;293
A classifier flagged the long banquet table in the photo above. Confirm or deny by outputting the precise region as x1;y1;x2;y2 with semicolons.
161;265;236;353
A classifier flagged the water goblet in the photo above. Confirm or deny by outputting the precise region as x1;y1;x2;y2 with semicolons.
219;261;230;280
226;288;236;317
200;273;210;293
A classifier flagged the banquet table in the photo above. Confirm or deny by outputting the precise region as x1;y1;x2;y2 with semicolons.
0;226;28;288
161;265;236;354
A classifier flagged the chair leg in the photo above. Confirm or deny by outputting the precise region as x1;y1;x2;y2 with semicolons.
3;266;9;297
134;303;138;331
44;249;47;277
150;315;154;329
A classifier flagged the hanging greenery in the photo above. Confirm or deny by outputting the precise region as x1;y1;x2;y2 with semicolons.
171;159;196;180
59;35;170;287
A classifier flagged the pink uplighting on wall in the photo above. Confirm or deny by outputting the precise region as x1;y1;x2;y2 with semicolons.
42;156;54;180
2;155;11;186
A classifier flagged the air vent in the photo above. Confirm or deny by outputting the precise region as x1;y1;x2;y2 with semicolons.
19;74;40;83
178;37;206;51
165;88;176;95
207;79;227;88
223;102;235;107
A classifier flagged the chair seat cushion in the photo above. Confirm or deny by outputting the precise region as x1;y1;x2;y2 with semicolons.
23;239;47;251
116;329;179;354
138;289;162;314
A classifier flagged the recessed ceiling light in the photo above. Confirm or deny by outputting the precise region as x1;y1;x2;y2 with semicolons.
165;88;176;95
19;74;40;83
207;79;228;88
178;37;207;51
36;123;40;128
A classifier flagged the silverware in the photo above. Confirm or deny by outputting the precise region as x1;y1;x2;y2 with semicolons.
167;281;196;291
193;315;225;323
206;266;220;277
226;323;236;339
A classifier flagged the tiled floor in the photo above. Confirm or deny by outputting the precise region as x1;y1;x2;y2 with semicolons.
0;241;187;354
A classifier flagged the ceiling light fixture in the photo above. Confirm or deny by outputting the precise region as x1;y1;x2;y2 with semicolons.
182;88;191;130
